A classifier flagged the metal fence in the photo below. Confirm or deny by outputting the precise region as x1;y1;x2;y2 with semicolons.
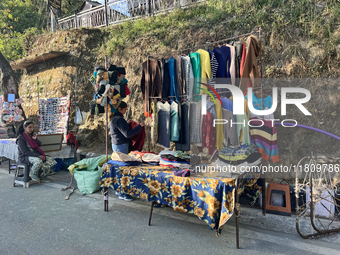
57;0;203;30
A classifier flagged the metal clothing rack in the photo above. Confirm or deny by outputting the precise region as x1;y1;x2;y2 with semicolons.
145;28;263;114
144;29;266;249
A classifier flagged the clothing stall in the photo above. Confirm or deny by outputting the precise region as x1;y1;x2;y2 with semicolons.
101;29;274;249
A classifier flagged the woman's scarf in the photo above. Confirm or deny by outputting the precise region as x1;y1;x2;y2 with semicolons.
23;132;46;157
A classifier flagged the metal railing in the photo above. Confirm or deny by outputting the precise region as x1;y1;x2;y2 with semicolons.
57;0;203;30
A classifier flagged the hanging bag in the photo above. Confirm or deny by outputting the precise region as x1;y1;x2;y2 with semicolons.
74;107;87;125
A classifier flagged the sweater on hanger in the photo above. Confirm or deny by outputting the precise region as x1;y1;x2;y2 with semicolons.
239;36;262;94
207;49;218;87
159;58;171;100
231;41;243;80
189;52;201;101
175;101;190;152
222;108;238;146
225;45;236;85
141;59;162;117
240;43;246;77
169;57;179;102
157;101;171;149
174;55;184;98
180;55;193;100
213;46;231;79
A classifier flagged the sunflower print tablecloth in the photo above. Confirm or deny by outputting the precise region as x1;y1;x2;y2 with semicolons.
99;164;261;235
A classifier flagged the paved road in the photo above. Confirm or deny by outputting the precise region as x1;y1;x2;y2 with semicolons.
1;164;340;255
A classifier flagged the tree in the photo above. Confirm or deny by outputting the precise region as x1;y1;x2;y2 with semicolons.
0;0;44;60
0;51;19;101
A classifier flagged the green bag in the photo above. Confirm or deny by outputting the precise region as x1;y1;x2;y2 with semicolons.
74;166;103;195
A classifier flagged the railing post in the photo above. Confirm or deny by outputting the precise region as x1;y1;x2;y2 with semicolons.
74;10;78;29
104;0;109;26
147;0;151;16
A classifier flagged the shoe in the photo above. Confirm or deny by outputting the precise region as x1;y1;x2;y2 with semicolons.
118;193;125;200
115;191;119;195
124;194;133;202
30;172;40;183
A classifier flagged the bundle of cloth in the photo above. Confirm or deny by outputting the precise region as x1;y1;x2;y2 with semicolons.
217;144;262;167
129;151;160;165
107;152;142;166
159;150;190;168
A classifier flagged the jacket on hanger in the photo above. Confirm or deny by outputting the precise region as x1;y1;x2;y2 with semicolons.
239;36;262;94
141;59;162;117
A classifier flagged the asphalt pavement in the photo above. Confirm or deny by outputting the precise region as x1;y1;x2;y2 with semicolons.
1;161;340;255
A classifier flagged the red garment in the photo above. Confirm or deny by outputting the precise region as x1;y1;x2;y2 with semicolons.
128;120;145;151
240;43;246;78
201;111;216;155
125;86;131;96
130;151;156;157
23;132;46;157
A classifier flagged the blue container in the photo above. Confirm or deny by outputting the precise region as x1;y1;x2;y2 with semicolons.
63;158;75;170
52;158;65;172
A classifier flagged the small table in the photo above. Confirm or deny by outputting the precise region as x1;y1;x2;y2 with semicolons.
100;164;263;248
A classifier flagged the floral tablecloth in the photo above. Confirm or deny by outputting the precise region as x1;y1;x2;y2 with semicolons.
99;164;261;234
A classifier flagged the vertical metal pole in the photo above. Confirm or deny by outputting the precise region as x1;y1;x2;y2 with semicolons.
50;8;55;32
74;68;77;107
104;0;109;27
146;56;150;152
105;56;108;69
37;76;40;116
106;98;108;163
74;10;78;29
235;178;240;249
259;28;263;110
148;202;155;226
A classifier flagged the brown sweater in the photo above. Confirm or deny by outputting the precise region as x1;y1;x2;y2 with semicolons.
141;59;162;117
239;36;262;94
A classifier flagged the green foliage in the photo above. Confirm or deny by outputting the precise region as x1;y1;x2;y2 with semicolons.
0;0;44;60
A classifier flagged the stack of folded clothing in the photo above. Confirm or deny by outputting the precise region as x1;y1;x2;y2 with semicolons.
218;144;262;166
159;150;190;168
141;153;161;165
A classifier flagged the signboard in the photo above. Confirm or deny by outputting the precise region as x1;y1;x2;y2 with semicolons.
48;0;62;11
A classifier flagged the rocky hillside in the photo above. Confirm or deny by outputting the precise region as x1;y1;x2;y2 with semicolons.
16;0;340;165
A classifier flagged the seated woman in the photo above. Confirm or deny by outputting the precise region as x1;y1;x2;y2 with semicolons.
16;121;57;182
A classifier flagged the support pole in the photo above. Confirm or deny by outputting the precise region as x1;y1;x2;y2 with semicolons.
235;178;240;249
37;76;40;116
50;8;56;32
148;202;155;226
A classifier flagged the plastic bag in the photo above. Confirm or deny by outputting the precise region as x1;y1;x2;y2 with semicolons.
74;107;87;125
74;166;103;194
